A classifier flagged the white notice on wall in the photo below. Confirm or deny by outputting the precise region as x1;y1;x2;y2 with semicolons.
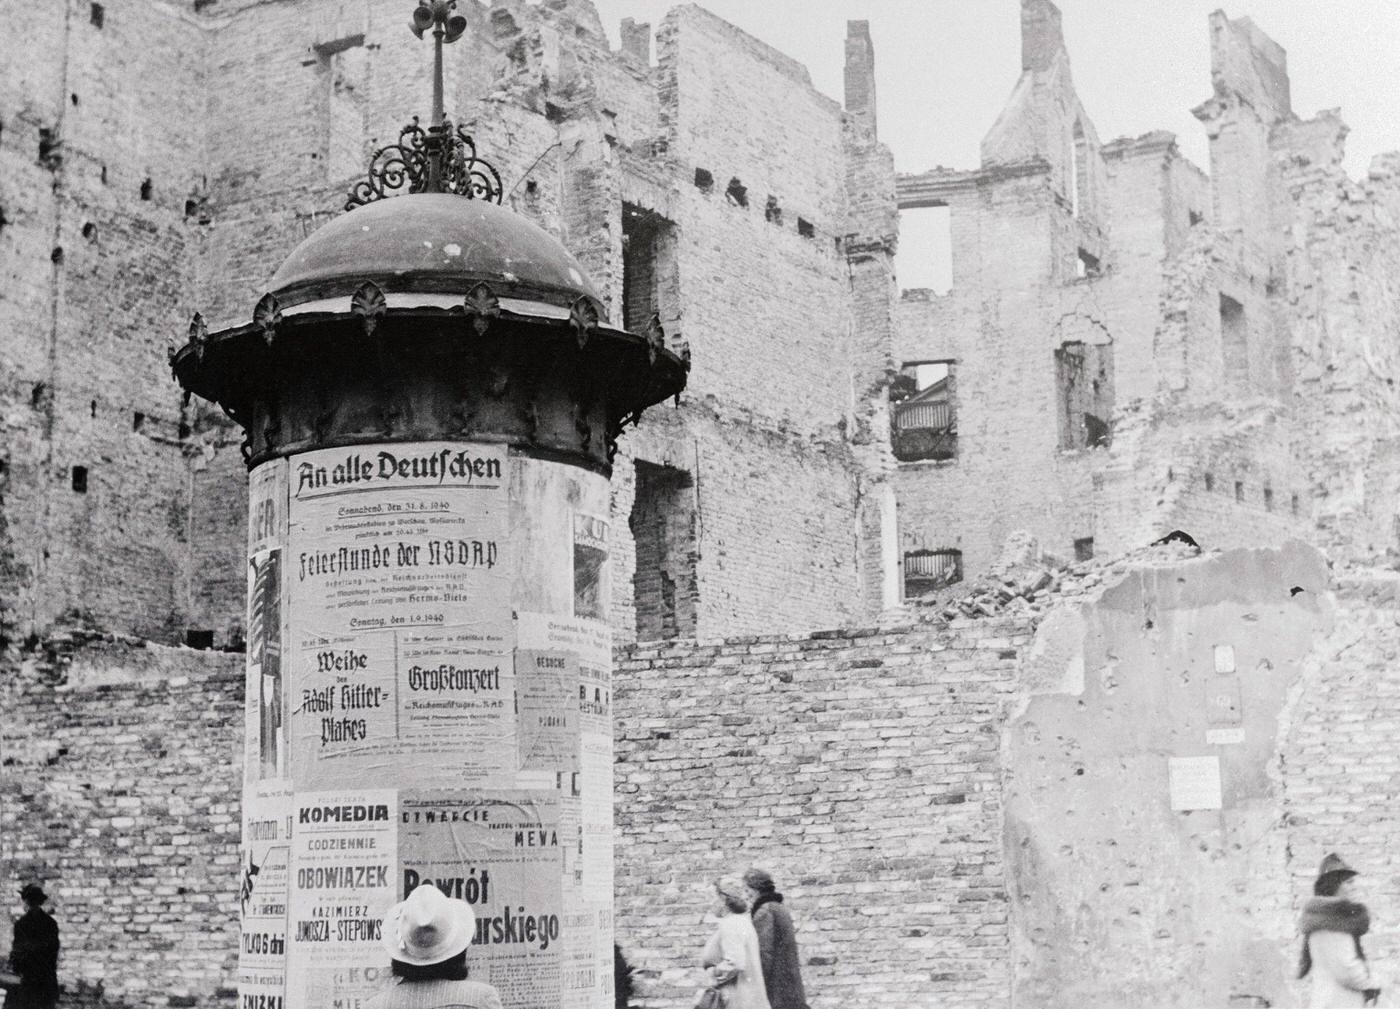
1206;727;1246;746
1168;755;1223;811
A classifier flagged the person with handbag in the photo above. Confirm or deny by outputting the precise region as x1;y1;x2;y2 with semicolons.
1298;854;1382;1008
697;878;770;1009
8;883;60;1009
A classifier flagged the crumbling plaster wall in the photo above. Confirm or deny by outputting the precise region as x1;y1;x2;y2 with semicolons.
1005;542;1329;1008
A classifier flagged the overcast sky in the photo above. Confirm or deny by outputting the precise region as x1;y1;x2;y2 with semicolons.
587;0;1400;179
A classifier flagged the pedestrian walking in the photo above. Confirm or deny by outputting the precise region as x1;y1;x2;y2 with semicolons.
372;882;503;1009
8;883;59;1009
698;878;770;1009
1298;853;1382;1008
743;869;809;1009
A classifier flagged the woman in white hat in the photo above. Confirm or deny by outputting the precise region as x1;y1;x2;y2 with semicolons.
373;882;502;1009
699;877;770;1009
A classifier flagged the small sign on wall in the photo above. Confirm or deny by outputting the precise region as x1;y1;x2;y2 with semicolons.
1206;727;1245;745
1213;644;1236;674
1206;677;1243;725
1169;755;1223;811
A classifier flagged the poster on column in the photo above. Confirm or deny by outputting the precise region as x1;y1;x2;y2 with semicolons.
247;459;290;785
517;601;612;1009
286;789;398;1007
286;443;513;790
398;790;564;1008
239;784;292;1008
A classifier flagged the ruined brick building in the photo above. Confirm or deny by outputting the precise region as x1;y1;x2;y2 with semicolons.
4;0;1400;1006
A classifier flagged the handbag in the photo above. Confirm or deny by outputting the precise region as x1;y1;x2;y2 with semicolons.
694;987;726;1009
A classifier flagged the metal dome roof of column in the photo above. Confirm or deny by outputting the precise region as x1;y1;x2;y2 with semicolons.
267;194;602;312
169;192;689;438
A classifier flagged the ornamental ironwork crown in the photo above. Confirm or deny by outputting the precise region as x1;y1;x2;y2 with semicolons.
346;1;503;210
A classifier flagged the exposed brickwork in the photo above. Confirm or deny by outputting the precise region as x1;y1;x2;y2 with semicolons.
0;634;243;1008
1280;570;1400;986
613;622;1022;1009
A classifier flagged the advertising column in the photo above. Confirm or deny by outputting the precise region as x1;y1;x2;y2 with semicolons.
238;442;613;1009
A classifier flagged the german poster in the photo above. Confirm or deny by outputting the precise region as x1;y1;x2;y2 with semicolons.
285;443;512;790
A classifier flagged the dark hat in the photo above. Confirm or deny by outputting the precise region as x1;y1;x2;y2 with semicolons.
18;883;47;904
1317;853;1358;880
742;868;775;893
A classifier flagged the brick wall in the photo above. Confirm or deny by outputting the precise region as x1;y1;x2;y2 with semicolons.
613;621;1023;1009
0;635;243;1008
1281;570;1400;981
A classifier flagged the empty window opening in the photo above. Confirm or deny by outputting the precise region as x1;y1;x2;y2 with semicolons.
797;218;815;239
1189;209;1204;227
693;167;713;193
70;93;79;107
185;629;215;650
50;246;63;264
1234;481;1245;502
891;360;957;462
524;179;538;195
140;177;153;201
1074;537;1095;561
1076;248;1100;280
81;221;96;240
630;461;698;641
89;399;96;418
1070;120;1090;218
621;203;678;335
1056;341;1114;450
903;548;962;599
99;164;107;184
724;178;748;208
30;383;46;409
132;412;145;433
1291;493;1300;517
1264;487;1274;512
897;204;952;296
1205;472;1215;492
37;128;61;169
321;40;369;182
1220;294;1247;382
71;466;88;493
0;207;8;235
764;196;782;225
89;3;104;27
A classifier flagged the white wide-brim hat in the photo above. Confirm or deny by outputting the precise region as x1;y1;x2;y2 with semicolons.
382;882;477;965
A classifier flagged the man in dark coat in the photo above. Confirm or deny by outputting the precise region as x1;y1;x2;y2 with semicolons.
743;869;809;1009
9;883;60;1009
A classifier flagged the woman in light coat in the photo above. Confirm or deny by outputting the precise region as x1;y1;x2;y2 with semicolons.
700;878;771;1009
1298;853;1379;1008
